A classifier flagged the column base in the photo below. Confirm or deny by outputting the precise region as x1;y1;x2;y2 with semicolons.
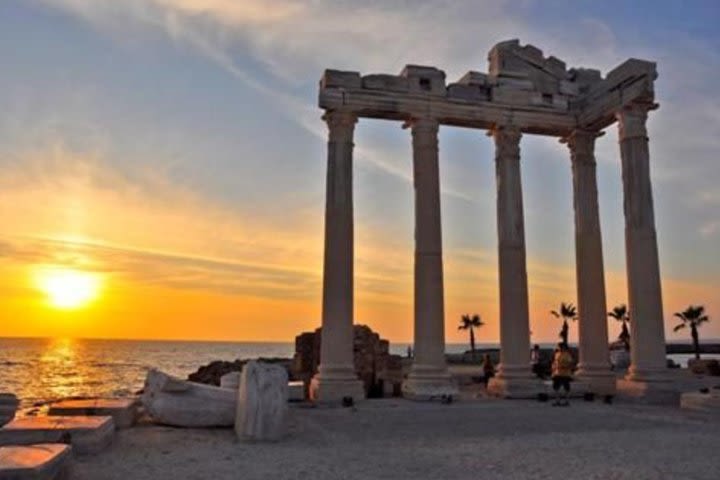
487;375;546;399
402;364;458;401
625;365;671;383
309;365;364;405
576;364;617;396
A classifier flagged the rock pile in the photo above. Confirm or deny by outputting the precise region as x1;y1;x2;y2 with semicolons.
292;325;403;398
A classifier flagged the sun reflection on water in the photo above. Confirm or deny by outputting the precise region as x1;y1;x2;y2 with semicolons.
38;338;87;401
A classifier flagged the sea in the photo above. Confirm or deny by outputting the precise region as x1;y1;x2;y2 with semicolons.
1;337;717;410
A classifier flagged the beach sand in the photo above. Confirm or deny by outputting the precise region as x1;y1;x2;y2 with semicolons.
72;397;720;480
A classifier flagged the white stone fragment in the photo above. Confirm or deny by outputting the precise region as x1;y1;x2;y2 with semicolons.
141;369;236;428
235;361;288;442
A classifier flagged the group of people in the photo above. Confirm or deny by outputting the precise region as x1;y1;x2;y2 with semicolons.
479;343;575;406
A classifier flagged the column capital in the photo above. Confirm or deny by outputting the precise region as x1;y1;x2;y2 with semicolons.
323;110;357;141
562;129;603;166
616;102;657;140
403;117;439;134
490;125;522;160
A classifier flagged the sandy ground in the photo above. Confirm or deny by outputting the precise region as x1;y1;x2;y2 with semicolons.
72;396;720;480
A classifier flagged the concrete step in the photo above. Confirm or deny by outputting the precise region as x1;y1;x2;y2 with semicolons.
0;443;72;479
48;398;139;429
0;416;114;455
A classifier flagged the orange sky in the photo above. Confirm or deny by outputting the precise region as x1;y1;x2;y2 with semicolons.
0;146;717;344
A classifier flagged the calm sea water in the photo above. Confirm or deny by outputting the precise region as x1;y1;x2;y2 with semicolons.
0;337;714;409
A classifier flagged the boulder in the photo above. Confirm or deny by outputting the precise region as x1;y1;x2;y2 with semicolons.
188;358;292;386
141;369;236;427
235;361;288;442
0;394;19;428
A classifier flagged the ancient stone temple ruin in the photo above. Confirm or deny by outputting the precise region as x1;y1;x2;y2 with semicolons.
311;39;666;402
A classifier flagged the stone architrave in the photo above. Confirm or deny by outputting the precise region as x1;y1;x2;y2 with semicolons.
310;110;365;405
565;130;615;395
402;117;457;400
487;125;541;398
617;103;668;382
235;361;288;442
48;398;139;429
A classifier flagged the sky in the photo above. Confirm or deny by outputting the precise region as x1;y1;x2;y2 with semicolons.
0;0;719;344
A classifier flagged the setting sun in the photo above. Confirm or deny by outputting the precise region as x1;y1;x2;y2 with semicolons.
35;268;102;309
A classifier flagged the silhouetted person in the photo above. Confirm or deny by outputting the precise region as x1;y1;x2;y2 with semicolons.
481;353;495;388
531;344;542;378
551;343;574;406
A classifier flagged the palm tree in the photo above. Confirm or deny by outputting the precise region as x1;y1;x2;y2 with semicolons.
608;304;631;350
673;305;710;360
458;314;484;357
550;302;577;347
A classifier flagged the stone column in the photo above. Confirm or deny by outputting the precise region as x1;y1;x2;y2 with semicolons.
310;110;364;404
487;125;539;398
402;117;457;400
565;130;615;395
617;103;668;382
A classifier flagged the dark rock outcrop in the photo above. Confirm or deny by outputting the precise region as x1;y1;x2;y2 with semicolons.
188;358;292;386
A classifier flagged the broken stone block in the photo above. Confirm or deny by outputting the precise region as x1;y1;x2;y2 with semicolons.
320;69;361;89
235;361;288;442
559;80;580;96
495;77;535;91
0;416;114;455
141;369;236;428
47;398;139;429
0;394;19;428
288;381;304;402
447;84;490;102
362;74;409;92
456;71;488;86
0;444;72;480
400;65;446;96
491;86;533;105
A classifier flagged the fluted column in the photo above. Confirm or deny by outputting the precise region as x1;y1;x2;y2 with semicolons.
617;103;668;382
310;110;364;404
565;129;615;394
402;117;457;400
487;125;540;398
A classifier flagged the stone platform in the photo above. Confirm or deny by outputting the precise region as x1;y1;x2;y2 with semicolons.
0;444;72;479
48;399;139;429
680;390;720;414
0;416;114;455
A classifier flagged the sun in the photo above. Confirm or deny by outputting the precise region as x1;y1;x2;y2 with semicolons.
35;268;102;309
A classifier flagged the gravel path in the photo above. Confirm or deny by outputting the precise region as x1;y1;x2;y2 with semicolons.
73;398;720;480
